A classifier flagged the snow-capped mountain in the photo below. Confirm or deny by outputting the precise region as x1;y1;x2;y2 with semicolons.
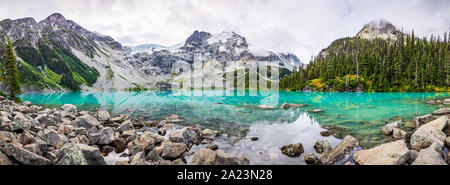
0;13;301;92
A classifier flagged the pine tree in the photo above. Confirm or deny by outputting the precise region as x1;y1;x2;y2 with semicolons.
3;38;22;102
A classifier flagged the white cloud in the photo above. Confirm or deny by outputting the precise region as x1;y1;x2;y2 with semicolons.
0;0;448;62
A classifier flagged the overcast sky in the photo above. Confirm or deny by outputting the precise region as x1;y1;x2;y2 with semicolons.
0;0;449;62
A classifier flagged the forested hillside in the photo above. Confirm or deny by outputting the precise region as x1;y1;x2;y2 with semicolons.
281;30;450;92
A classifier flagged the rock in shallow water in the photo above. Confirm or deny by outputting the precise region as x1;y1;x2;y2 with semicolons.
353;140;410;165
392;128;407;139
314;140;332;154
433;108;450;115
381;120;402;135
304;152;320;165
280;103;304;109
413;114;433;127
280;143;304;158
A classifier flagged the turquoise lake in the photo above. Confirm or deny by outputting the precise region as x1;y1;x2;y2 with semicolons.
20;91;450;164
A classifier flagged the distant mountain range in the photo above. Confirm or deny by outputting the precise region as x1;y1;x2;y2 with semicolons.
0;13;302;92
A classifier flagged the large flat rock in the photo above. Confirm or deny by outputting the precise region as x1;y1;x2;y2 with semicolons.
353;140;410;165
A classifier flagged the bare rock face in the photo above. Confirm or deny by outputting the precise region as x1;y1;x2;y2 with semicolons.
319;135;359;165
191;148;249;165
356;19;398;40
381;120;402;135
2;143;51;165
410;116;447;151
353;140;410;165
411;145;447;165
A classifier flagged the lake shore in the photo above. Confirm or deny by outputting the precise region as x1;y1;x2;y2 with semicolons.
1;96;449;165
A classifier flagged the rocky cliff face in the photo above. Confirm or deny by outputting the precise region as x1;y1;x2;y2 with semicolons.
0;13;301;91
356;18;399;40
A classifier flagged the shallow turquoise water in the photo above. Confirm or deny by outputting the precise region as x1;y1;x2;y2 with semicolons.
20;90;449;149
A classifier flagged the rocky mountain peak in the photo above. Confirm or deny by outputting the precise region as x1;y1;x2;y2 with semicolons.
185;30;212;47
356;19;398;40
43;13;67;23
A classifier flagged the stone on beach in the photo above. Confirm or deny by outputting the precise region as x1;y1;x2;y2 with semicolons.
411;145;447;165
2;143;51;165
353;140;410;165
392;128;407;139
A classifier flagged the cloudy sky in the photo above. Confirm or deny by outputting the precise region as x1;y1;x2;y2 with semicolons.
0;0;449;62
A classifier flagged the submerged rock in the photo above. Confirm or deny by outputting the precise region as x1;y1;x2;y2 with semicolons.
319;135;359;165
280;143;304;158
280;103;304;109
320;130;332;137
381;120;402;135
309;109;323;113
353;140;410;165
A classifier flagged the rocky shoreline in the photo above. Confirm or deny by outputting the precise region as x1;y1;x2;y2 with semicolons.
0;97;449;165
0;96;249;165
